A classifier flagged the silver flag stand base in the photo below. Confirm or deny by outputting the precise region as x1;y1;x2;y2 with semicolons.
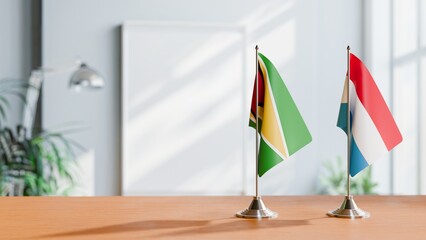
236;196;278;219
327;195;370;219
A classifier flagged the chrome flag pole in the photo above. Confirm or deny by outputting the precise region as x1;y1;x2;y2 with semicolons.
236;45;277;219
256;44;260;199
327;46;369;219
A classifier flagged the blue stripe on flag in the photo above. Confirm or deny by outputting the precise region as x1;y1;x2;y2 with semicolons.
350;137;369;177
337;103;348;133
338;103;370;176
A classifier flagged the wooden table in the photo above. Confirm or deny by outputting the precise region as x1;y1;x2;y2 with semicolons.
1;196;425;239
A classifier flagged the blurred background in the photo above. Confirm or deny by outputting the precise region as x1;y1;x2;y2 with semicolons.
0;0;424;196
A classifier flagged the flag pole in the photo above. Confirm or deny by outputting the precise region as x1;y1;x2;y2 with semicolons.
236;45;277;219
255;45;259;198
346;45;351;198
326;46;369;219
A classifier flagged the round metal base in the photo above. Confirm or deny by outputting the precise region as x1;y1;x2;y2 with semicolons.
236;197;278;219
327;195;370;219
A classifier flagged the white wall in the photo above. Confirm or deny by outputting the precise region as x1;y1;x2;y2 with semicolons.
0;0;32;127
42;0;363;195
364;0;393;195
365;0;426;195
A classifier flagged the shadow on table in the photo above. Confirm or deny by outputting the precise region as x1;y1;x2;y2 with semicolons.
36;220;210;238
36;217;316;238
154;219;311;238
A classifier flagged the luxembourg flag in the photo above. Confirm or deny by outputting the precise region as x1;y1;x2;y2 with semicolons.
337;53;403;177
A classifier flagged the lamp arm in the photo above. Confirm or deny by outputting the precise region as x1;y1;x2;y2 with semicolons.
21;72;43;136
22;59;82;135
22;59;103;135
35;59;82;77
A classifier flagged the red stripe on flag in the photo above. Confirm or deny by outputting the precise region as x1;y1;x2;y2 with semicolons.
350;53;402;150
251;64;265;116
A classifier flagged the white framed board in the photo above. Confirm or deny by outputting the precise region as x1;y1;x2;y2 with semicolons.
121;21;249;195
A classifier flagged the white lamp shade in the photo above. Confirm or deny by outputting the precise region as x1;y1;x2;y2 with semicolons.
69;63;104;90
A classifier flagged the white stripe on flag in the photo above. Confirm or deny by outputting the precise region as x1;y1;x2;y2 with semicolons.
340;75;349;104
349;81;389;164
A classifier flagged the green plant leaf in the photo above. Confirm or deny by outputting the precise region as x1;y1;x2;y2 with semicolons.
318;157;378;195
0;123;81;196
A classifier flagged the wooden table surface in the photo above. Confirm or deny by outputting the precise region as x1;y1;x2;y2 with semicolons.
1;196;425;239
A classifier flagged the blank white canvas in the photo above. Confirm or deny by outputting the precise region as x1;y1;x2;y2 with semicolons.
121;22;247;195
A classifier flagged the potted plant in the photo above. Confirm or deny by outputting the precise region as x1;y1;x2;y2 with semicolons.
317;156;378;195
0;79;80;196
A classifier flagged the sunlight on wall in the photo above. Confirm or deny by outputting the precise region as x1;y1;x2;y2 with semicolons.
366;0;426;195
240;0;294;31
121;0;362;196
172;31;244;79
393;63;418;194
258;20;295;69
393;0;417;58
42;0;365;196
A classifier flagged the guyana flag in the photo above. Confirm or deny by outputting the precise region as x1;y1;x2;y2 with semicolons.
250;52;312;177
